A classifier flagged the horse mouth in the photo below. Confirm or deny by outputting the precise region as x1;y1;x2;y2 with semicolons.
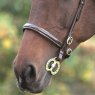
15;72;51;93
17;81;43;93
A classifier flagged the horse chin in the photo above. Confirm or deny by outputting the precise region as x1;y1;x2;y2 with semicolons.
29;73;52;93
17;72;52;93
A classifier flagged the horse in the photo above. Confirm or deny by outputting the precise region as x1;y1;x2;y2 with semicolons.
13;0;95;93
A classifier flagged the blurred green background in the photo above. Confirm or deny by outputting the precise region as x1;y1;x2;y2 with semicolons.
0;0;95;95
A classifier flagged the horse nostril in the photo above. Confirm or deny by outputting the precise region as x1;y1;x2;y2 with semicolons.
24;65;36;83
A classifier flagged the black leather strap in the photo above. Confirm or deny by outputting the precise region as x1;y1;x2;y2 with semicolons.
23;23;62;48
57;0;85;60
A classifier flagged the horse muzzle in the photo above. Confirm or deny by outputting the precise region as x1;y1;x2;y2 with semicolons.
14;63;51;93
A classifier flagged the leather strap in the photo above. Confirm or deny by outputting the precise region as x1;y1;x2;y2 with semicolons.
23;23;62;48
57;0;85;60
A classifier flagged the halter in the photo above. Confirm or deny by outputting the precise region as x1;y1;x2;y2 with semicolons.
23;0;85;75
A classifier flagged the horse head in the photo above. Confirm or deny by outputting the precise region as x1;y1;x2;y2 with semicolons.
14;0;95;93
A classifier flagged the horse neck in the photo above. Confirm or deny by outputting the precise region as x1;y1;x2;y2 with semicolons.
75;0;95;43
29;0;95;43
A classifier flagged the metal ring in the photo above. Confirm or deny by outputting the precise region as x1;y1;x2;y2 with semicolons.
66;48;72;55
67;36;73;45
46;57;60;75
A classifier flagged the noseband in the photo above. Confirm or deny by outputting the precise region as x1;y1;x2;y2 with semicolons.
23;0;85;75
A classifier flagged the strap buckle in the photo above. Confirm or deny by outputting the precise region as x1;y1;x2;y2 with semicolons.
46;57;60;75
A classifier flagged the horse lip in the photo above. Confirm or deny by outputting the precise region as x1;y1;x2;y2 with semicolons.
17;81;43;93
16;76;42;93
14;68;51;93
26;86;43;93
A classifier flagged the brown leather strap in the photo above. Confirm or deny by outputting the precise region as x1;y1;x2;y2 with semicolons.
57;0;85;61
23;23;62;48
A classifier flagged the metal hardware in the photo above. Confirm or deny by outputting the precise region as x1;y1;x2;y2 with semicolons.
67;48;72;55
46;57;60;75
57;50;64;61
67;36;73;45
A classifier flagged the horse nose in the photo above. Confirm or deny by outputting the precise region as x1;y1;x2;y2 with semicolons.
14;64;37;84
23;65;36;83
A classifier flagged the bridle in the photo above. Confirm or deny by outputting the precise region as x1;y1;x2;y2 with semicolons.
23;0;85;75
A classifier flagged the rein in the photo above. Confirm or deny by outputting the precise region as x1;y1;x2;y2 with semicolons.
23;0;85;75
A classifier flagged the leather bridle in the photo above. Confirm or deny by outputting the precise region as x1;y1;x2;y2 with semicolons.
23;0;85;75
